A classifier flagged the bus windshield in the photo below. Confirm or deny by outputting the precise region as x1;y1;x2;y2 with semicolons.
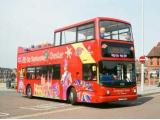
99;61;136;87
99;20;133;41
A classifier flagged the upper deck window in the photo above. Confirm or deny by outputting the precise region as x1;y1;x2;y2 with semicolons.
55;32;61;46
54;22;95;46
62;27;76;45
100;21;133;41
77;23;94;42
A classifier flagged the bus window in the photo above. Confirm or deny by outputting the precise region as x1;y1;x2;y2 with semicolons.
55;32;61;46
99;61;136;83
35;65;60;80
77;23;94;42
35;66;51;80
61;27;76;45
35;66;43;80
21;68;26;78
83;63;97;81
26;67;35;79
52;64;60;79
100;20;133;41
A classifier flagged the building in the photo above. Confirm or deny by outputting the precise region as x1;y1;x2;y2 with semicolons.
0;67;16;82
146;42;160;85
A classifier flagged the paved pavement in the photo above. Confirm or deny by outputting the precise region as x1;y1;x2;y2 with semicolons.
0;83;15;91
137;84;160;96
1;82;160;96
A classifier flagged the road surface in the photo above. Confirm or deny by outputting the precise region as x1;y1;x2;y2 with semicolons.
0;90;160;119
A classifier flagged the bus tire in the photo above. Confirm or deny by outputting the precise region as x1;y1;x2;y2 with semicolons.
69;88;77;105
26;85;32;99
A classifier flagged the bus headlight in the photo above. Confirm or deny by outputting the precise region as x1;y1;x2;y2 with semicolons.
133;88;137;93
106;90;110;95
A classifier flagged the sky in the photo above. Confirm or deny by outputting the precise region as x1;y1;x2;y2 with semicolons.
0;0;159;68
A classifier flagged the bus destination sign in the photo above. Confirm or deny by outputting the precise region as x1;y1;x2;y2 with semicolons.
101;42;134;58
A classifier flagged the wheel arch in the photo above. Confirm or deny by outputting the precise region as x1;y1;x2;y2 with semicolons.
26;84;31;94
66;85;75;100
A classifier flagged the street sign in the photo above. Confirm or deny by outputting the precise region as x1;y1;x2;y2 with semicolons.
139;56;146;63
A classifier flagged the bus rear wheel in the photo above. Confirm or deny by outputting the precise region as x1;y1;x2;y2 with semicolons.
69;88;77;105
26;85;32;98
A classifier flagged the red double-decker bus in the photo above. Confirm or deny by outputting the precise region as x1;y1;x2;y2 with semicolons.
17;17;137;104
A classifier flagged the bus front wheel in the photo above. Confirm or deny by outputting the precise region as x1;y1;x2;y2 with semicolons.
69;88;77;105
26;85;32;99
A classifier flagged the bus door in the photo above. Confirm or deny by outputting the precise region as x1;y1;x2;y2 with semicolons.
77;63;97;102
82;63;97;81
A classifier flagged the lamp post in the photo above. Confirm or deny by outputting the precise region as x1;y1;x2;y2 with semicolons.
141;61;144;92
141;0;144;92
139;56;145;92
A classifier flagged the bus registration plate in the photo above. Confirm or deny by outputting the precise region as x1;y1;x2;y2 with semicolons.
118;98;127;101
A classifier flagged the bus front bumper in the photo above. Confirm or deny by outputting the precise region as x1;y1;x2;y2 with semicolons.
95;94;137;103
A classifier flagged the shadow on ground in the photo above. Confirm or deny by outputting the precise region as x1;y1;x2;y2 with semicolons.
22;95;67;104
76;96;154;109
22;95;154;109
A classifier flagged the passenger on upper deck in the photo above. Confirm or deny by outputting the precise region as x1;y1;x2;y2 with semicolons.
100;27;106;39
